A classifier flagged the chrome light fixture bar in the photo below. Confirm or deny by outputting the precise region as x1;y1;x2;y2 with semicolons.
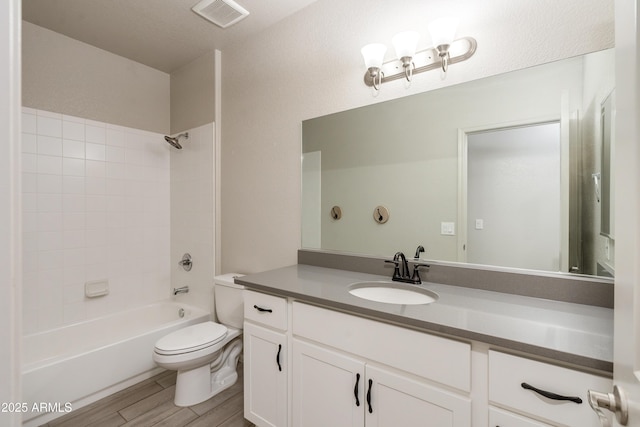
363;36;477;88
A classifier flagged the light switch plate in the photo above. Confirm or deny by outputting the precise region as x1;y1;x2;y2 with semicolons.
475;219;484;230
441;222;455;235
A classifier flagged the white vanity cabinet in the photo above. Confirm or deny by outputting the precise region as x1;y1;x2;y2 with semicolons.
292;302;472;427
243;291;288;427
241;287;613;427
488;350;612;427
489;407;554;427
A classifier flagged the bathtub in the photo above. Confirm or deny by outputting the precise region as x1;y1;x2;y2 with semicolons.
22;301;209;426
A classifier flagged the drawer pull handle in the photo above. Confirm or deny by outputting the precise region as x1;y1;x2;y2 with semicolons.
367;379;373;413
354;373;361;407
254;304;273;313
521;382;583;404
276;344;282;371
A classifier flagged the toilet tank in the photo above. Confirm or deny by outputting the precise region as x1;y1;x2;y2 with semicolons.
214;273;245;329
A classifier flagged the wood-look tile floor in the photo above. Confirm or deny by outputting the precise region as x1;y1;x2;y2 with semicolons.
41;368;254;427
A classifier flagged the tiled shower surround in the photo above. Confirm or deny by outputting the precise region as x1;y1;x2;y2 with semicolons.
21;107;171;334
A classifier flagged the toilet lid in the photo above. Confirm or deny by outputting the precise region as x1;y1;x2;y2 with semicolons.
154;321;228;355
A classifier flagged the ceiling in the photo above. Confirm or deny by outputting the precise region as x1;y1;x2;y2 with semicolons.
22;0;318;73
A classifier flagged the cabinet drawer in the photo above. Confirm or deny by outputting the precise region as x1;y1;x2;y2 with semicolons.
489;407;552;427
293;302;471;392
244;290;287;331
488;351;611;427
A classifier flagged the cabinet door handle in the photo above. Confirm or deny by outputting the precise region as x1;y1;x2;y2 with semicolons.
354;373;361;407
254;304;273;313
276;344;282;371
521;382;583;404
366;379;373;413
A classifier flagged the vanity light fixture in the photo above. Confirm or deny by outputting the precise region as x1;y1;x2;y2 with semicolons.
361;18;476;90
392;30;420;83
361;43;387;91
427;17;460;72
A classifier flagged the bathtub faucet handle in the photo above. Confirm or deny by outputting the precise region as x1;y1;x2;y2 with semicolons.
178;253;193;271
173;286;189;295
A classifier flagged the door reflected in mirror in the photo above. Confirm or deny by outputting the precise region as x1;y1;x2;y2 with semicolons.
463;122;561;272
301;49;615;278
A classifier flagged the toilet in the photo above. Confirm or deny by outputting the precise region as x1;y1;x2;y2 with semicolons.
153;273;245;406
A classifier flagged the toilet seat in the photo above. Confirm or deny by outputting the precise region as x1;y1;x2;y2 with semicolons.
154;321;228;356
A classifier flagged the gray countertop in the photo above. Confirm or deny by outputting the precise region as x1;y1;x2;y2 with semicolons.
236;264;614;373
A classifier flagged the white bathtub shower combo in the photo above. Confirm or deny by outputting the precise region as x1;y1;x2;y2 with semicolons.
22;300;208;426
22;274;244;425
153;273;245;406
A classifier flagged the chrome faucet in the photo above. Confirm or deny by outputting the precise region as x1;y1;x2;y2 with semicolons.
173;286;189;295
385;251;430;284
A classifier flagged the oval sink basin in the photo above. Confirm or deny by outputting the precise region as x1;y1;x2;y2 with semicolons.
348;281;438;305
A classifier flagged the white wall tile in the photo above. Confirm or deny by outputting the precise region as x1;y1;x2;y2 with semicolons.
106;146;125;162
63;139;85;159
37;155;62;175
22;173;37;193
62;194;85;212
37;194;62;212
106;128;126;147
86;143;106;161
63;212;85;230
62;114;85;124
37;231;63;251
22;113;37;134
63;282;85;303
63;121;85;141
85;160;105;178
22;153;37;173
85;212;106;229
85;177;105;195
37;116;62;138
85;195;105;212
63;230;86;249
36;110;62;120
37;135;62;156
23;108;171;333
23;194;37;213
63;248;86;269
22;133;37;153
22;212;37;233
37;174;62;194
63;157;85;176
37;212;62;232
62;176;85;194
85;125;106;144
38;250;64;271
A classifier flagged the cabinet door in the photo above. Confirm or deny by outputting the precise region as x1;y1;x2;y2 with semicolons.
292;339;365;427
365;364;471;427
244;322;287;427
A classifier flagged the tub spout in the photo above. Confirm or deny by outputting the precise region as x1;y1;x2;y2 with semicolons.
173;286;189;295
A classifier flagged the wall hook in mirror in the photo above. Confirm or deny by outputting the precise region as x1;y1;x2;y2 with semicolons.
373;206;389;224
331;206;342;220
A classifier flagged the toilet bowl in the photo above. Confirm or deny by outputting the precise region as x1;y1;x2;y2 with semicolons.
153;274;245;406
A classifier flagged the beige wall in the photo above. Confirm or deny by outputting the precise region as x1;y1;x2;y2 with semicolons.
220;0;614;275
170;51;216;134
22;22;170;134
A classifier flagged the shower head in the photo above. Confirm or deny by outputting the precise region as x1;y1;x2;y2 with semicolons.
164;132;189;149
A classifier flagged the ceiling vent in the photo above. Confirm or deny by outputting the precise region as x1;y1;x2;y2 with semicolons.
191;0;250;29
